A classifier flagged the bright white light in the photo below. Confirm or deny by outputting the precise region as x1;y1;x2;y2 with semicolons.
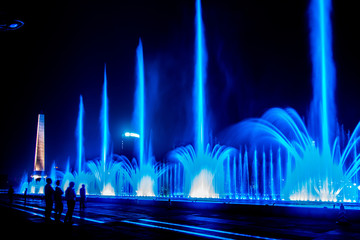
124;132;140;138
101;183;115;196
136;175;155;196
189;169;219;198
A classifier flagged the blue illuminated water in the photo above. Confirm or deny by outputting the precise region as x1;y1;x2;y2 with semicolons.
134;39;145;167
121;39;165;196
168;0;237;198
101;65;110;173
76;95;84;173
194;0;207;155
17;0;360;202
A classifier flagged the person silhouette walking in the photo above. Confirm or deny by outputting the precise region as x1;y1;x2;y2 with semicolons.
8;185;14;204
44;178;54;222
54;180;64;223
64;182;76;224
79;184;86;211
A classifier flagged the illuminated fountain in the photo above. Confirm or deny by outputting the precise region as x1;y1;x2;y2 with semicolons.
169;0;236;198
122;39;165;197
223;0;360;202
85;65;121;196
76;95;85;174
17;0;360;203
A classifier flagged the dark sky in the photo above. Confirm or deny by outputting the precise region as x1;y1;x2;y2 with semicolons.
1;0;359;182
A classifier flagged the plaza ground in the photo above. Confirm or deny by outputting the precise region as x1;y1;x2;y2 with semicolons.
1;195;360;239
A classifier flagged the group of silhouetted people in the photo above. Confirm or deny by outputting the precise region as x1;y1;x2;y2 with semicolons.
44;178;86;224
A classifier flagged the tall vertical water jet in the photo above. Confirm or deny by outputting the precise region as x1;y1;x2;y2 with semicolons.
169;0;236;199
134;39;145;166
101;65;110;173
309;0;336;154
126;38;164;197
222;0;360;201
194;0;208;155
76;95;84;173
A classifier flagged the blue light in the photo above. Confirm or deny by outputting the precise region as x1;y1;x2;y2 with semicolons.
124;132;140;138
101;64;110;172
123;220;232;240
9;23;18;28
310;0;336;154
135;39;145;166
194;0;207;155
138;219;277;240
76;95;84;173
11;206;54;220
10;202;104;224
319;0;329;152
0;20;24;31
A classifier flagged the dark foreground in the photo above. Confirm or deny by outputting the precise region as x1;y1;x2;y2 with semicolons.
2;195;360;240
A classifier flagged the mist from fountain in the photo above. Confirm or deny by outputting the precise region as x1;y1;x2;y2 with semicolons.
168;0;238;198
76;95;85;173
16;0;360;202
126;39;164;196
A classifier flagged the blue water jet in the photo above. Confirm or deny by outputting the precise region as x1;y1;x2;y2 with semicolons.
194;0;208;155
134;39;145;166
76;95;85;173
126;39;165;196
309;0;336;154
101;65;110;173
169;0;238;198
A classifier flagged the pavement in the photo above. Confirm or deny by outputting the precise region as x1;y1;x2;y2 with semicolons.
1;195;360;240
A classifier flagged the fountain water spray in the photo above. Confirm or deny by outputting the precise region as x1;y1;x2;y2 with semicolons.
101;65;110;173
194;0;208;155
127;39;164;196
169;0;237;198
134;39;145;167
76;95;85;173
222;0;360;202
309;0;336;155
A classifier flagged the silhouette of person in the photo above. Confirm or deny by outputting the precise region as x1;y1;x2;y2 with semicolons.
24;188;27;205
44;178;54;222
340;203;345;212
64;182;76;224
54;180;64;223
337;203;350;225
8;185;14;204
79;184;86;211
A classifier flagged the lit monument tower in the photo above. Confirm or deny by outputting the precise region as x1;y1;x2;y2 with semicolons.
33;114;45;176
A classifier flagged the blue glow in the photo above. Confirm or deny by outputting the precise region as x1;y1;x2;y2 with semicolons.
101;65;110;173
10;205;54;220
76;95;84;173
122;220;233;240
309;0;336;154
11;202;104;224
124;38;163;197
194;0;207;155
0;20;24;31
17;0;360;202
169;0;237;199
220;0;360;202
135;39;145;166
140;219;278;240
124;132;140;138
9;23;18;28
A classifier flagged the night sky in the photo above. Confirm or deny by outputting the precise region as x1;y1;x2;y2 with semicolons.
1;0;359;183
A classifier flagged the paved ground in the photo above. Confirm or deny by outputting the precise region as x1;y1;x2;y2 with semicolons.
1;196;360;240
